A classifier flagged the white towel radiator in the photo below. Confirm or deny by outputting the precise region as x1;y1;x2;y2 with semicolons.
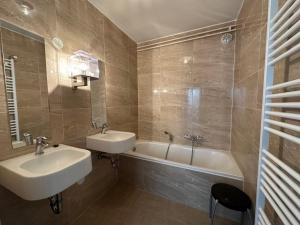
4;58;20;142
255;0;300;224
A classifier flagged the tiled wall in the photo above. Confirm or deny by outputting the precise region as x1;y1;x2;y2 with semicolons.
268;0;300;178
119;155;243;221
0;0;137;224
1;28;50;139
137;36;235;150
0;0;138;158
231;0;268;204
51;0;138;147
232;0;300;217
105;19;138;133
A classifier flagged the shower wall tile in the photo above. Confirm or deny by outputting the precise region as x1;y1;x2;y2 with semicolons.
192;63;234;89
268;49;300;183
138;48;161;74
231;0;267;205
233;72;259;109
235;35;261;84
138;34;235;150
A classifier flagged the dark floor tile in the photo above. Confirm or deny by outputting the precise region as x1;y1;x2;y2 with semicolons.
71;182;237;225
72;208;103;225
133;191;169;218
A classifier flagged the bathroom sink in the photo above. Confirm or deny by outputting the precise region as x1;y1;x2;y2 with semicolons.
0;144;92;201
86;130;136;154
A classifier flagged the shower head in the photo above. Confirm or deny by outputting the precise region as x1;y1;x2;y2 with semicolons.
221;33;233;45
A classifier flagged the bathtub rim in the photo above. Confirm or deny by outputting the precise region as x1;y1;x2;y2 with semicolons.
122;140;244;181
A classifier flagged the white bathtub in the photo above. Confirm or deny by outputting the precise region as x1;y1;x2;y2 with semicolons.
123;140;243;180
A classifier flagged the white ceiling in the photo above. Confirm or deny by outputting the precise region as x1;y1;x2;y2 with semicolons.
89;0;244;43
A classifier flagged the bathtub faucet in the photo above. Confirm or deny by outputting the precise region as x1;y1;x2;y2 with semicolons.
184;134;206;165
164;131;174;142
184;134;206;144
164;131;174;160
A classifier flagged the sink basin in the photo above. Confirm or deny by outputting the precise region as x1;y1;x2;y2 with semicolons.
86;130;136;154
0;144;92;201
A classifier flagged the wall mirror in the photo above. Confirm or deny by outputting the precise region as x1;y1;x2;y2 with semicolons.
0;20;50;149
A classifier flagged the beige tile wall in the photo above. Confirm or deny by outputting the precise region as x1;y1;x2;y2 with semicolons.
0;0;138;159
0;0;137;224
267;0;300;177
0;1;296;224
267;51;300;223
120;155;243;221
105;19;138;133
231;0;267;204
137;35;235;150
232;0;300;211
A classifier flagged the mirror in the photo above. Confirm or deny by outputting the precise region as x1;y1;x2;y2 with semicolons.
90;61;107;129
0;21;50;149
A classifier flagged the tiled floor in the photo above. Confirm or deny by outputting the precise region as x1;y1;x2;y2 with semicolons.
72;182;237;225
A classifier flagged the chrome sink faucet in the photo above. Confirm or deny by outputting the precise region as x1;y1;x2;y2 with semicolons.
101;123;108;134
35;136;49;155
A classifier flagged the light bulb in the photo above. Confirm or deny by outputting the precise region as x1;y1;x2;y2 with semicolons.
79;62;89;71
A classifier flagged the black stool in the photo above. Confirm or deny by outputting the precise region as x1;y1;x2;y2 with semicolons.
209;183;252;225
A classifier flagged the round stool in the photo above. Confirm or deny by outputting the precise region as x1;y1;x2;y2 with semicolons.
209;183;252;225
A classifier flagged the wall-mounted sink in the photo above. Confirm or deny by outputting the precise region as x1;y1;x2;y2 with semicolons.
86;130;136;154
0;144;92;201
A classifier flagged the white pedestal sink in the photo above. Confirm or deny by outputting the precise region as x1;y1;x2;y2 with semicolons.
0;144;92;201
86;130;136;154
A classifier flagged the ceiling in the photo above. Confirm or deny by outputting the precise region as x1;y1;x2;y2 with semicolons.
89;0;244;43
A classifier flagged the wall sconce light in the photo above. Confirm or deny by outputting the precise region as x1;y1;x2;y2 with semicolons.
69;50;100;89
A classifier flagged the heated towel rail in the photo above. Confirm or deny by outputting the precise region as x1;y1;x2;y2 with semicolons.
4;58;20;141
255;0;300;224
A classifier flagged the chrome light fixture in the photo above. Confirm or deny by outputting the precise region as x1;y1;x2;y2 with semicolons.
69;50;100;89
